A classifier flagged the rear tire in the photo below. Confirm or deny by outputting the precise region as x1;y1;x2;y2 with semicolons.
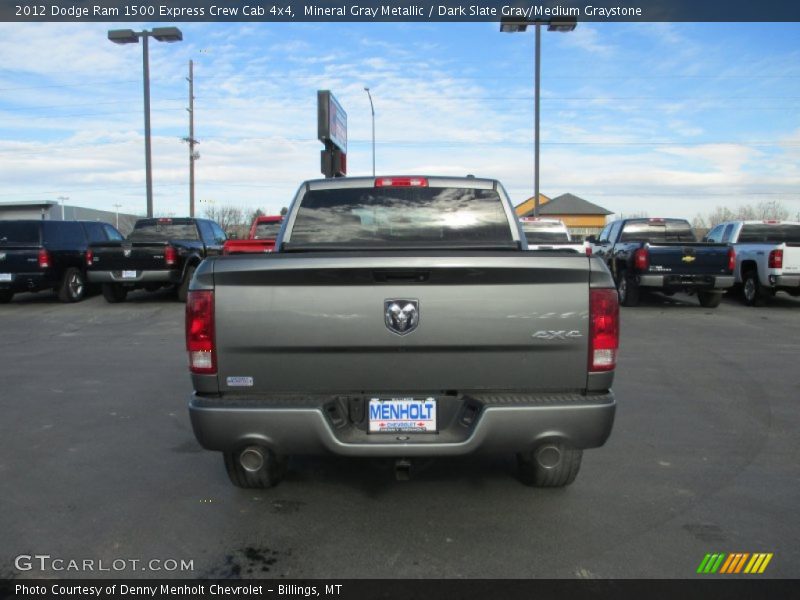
58;268;86;303
0;290;13;303
177;264;196;303
102;284;127;303
616;268;640;307
224;448;287;489
517;442;583;487
697;291;722;308
742;270;767;307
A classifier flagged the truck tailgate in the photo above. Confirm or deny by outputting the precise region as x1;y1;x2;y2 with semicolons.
782;244;800;274
90;241;171;271
212;254;591;394
647;242;731;274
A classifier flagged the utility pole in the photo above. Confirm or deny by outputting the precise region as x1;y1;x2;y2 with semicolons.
113;203;122;229
183;60;199;217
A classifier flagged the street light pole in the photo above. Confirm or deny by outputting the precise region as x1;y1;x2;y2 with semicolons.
108;27;183;219
57;196;69;221
364;87;375;176
142;33;153;220
534;22;541;218
500;17;576;218
113;203;122;229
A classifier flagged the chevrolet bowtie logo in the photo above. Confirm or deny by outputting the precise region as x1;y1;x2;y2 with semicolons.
682;255;696;263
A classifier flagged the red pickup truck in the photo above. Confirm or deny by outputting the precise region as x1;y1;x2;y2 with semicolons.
222;216;283;255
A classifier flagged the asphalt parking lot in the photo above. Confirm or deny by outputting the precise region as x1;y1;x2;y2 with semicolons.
1;288;798;580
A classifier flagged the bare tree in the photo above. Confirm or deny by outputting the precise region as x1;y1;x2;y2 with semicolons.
204;205;246;233
754;200;789;220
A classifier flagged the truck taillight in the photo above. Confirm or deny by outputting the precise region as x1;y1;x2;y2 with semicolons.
85;249;93;266
38;248;51;268
165;245;177;266
375;177;428;187
727;247;736;272
768;249;783;269
186;290;216;374
634;247;649;271
589;288;619;372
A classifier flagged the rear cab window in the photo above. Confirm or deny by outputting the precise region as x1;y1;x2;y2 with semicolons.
738;224;800;243
254;221;283;239
619;220;696;243
286;183;514;249
129;219;199;241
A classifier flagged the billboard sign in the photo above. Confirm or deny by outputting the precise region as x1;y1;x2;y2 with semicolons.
317;90;347;153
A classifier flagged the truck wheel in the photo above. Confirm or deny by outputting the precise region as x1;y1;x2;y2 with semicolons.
57;268;86;303
697;291;722;308
102;284;128;303
742;270;767;307
517;443;582;487
177;265;196;303
616;269;640;307
224;447;287;489
0;290;13;303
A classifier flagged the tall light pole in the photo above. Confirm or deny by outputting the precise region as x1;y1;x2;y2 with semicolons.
108;27;183;219
364;87;375;176
184;59;200;217
112;203;122;229
57;196;69;220
501;17;576;217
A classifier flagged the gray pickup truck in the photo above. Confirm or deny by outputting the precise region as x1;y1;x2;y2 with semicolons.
187;176;619;488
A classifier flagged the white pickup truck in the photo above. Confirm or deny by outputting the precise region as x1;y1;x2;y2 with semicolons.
704;220;800;306
519;217;591;255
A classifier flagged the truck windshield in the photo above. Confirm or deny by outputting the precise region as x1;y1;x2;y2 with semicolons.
253;221;282;239
738;224;800;243
620;221;695;243
288;187;513;247
0;221;40;245
128;221;199;241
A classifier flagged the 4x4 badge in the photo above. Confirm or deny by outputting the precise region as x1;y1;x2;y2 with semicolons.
384;299;419;336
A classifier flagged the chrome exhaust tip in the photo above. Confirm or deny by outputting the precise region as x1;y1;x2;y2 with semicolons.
535;444;562;470
239;446;265;473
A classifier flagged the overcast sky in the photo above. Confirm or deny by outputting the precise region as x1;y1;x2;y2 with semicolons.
1;21;798;221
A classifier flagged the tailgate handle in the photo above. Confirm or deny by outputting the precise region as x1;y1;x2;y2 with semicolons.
373;270;430;283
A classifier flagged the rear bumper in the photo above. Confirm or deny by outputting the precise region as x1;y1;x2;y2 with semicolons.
638;274;734;290
0;272;51;293
189;391;616;456
771;274;800;289
87;269;181;284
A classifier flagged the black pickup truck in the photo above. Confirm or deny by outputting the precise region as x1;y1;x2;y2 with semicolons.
588;218;735;307
87;217;226;303
0;219;124;303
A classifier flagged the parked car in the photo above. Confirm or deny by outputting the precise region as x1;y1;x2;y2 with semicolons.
519;217;591;255
87;217;226;303
187;175;619;489
705;220;800;306
222;215;284;255
588;217;735;307
0;219;124;303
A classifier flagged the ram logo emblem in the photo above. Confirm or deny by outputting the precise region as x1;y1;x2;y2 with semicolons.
384;299;419;336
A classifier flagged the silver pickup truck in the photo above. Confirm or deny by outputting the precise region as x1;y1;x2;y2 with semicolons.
186;176;619;488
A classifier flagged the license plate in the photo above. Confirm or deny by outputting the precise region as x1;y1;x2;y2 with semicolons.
121;270;137;279
0;273;11;282
368;397;437;433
